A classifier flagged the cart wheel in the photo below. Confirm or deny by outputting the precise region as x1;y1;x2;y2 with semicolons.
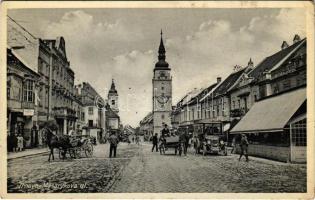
76;148;82;158
85;143;93;157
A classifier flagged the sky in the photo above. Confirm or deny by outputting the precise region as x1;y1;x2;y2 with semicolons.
8;8;306;127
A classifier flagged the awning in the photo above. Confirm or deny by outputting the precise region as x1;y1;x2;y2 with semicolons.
230;87;306;134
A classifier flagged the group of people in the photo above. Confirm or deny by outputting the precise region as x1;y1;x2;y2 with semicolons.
150;124;250;161
7;133;24;152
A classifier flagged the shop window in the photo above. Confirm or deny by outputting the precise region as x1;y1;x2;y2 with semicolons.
23;80;34;102
291;119;306;146
283;80;291;90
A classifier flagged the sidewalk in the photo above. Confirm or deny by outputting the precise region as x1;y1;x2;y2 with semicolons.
7;147;49;160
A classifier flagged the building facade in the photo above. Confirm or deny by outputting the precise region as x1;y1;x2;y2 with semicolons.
152;31;172;136
7;16;41;149
139;112;153;141
76;82;106;142
230;35;307;163
7;49;40;149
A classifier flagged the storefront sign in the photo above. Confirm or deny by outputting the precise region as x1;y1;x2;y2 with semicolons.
23;109;34;116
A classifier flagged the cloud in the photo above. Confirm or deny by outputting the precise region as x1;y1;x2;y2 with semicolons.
39;8;305;127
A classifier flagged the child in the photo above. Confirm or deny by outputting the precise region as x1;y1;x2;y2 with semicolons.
17;134;24;151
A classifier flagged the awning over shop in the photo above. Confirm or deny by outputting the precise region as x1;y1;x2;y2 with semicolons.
230;87;306;134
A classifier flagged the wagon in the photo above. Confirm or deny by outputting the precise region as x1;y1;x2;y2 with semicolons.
58;137;94;159
159;135;184;156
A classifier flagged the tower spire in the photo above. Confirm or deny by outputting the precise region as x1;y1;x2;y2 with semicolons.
158;29;166;61
154;29;169;69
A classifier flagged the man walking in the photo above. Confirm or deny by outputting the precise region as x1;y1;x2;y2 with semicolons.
152;133;158;152
239;134;249;162
108;132;119;158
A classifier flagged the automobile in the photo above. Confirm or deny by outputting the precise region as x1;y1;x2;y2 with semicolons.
201;135;227;156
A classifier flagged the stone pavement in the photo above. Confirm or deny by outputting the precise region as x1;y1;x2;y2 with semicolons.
7;143;137;193
7;142;306;193
7;147;49;160
109;143;306;193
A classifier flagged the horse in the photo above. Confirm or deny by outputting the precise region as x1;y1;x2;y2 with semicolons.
43;128;71;162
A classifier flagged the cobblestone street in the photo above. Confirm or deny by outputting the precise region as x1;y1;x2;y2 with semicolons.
8;142;306;193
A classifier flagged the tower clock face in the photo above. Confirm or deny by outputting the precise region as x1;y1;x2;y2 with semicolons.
156;94;170;107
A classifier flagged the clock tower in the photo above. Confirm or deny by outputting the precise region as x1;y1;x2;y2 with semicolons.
152;30;172;136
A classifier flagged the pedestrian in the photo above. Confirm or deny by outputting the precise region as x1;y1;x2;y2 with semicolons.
179;132;188;156
108;132;119;158
152;133;158;152
135;135;140;145
158;135;165;154
192;136;200;155
17;134;24;151
239;134;249;162
231;137;236;154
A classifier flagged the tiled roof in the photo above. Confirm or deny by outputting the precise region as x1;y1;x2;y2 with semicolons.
188;83;218;105
249;39;305;80
213;68;246;97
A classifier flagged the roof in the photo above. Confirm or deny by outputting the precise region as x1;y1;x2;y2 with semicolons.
249;39;305;80
140;112;153;125
7;16;40;73
213;68;246;97
230;87;306;134
188;83;218;105
181;88;204;106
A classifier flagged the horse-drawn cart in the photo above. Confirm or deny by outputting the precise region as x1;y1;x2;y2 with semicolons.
159;135;183;156
58;137;94;159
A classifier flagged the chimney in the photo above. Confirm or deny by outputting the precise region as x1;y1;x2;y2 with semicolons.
293;34;301;43
281;41;289;50
248;58;254;68
217;77;222;83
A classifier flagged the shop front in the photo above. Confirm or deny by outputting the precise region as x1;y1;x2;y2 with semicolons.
230;87;306;163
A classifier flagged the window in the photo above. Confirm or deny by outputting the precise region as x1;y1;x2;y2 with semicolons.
81;112;85;121
283;80;291;90
291;119;306;146
112;100;115;105
88;120;93;127
23;80;34;102
161;86;164;90
88;107;94;115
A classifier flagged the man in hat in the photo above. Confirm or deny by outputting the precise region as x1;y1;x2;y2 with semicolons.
161;124;170;138
108;132;119;158
239;134;249;161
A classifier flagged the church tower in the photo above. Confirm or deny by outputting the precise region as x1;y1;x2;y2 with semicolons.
152;30;172;136
108;79;119;114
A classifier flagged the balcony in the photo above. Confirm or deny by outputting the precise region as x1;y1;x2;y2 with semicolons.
53;107;77;119
22;101;35;109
